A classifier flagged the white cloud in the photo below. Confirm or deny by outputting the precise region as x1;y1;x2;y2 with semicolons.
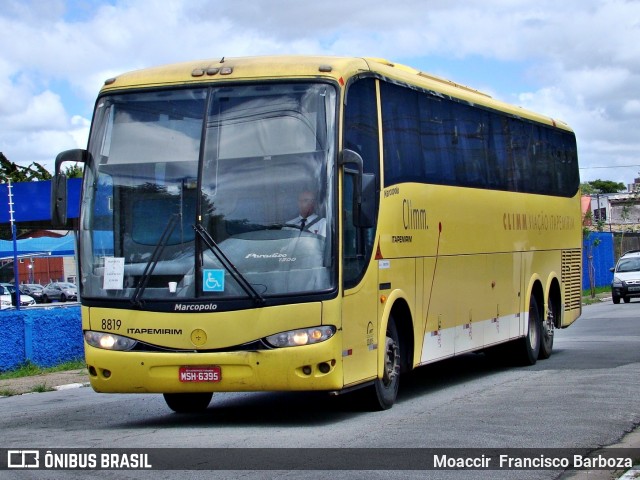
0;0;639;183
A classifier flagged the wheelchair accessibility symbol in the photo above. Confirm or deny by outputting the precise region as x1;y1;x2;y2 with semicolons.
203;269;225;292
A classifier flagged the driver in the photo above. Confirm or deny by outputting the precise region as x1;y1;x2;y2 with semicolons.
287;190;326;237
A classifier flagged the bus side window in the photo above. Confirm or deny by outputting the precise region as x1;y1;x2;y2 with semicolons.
343;77;379;288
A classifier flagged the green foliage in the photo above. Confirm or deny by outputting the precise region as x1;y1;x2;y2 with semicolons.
580;182;596;194
31;384;55;393
585;179;626;194
0;359;85;379
582;210;603;298
64;163;83;178
0;152;52;182
0;152;83;182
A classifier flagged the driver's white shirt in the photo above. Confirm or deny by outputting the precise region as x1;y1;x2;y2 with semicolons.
288;214;326;237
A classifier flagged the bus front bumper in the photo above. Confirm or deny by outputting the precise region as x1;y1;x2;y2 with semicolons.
84;338;343;394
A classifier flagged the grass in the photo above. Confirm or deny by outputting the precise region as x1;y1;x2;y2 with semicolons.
584;286;610;296
582;286;610;305
31;384;55;393
0;359;86;380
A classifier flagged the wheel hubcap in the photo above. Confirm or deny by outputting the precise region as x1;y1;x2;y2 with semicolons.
383;335;400;386
528;313;538;349
545;309;555;338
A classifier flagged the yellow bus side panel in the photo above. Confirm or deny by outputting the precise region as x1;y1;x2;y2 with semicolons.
420;253;521;363
342;267;380;386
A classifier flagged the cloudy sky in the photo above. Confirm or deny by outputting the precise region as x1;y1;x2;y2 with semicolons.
1;0;639;185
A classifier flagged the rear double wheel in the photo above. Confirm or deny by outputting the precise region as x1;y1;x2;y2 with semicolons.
518;295;542;365
539;298;556;360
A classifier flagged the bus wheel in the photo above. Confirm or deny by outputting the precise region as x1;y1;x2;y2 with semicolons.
539;299;555;360
367;317;401;411
518;296;541;366
163;392;213;413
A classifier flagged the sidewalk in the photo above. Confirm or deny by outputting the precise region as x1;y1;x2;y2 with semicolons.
0;368;89;396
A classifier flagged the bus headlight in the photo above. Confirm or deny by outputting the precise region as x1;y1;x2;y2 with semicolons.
265;326;336;348
84;331;137;351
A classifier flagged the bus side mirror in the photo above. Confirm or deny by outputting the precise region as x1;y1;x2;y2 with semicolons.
51;149;87;228
51;173;68;227
340;149;376;228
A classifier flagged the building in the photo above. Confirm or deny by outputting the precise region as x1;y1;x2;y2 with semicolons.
0;231;77;285
587;192;640;233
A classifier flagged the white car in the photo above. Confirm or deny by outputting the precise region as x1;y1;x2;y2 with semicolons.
0;283;36;309
610;250;640;304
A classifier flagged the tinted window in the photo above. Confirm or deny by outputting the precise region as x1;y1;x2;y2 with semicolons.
343;77;379;287
380;81;579;196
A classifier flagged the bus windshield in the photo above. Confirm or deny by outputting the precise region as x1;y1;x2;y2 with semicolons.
80;83;336;304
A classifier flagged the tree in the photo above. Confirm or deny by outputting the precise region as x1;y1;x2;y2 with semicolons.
585;179;626;194
583;210;605;298
64;163;83;178
580;182;596;194
0;152;53;182
0;152;61;240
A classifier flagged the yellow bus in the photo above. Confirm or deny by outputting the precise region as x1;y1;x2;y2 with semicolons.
52;56;582;412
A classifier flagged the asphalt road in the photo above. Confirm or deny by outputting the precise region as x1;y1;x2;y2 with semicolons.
1;299;639;480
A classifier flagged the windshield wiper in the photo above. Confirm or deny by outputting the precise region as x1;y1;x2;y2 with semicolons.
193;223;265;307
131;213;179;307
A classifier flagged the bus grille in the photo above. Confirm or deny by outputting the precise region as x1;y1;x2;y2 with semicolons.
562;249;582;311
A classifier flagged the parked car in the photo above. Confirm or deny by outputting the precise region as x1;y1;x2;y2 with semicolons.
20;284;45;303
610;250;640;304
41;281;78;302
0;283;36;309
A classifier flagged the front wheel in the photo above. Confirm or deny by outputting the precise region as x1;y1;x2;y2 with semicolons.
163;392;213;413
612;294;621;304
364;317;401;411
623;296;631;303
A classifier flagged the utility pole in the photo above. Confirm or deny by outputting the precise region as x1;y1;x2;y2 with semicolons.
7;180;21;309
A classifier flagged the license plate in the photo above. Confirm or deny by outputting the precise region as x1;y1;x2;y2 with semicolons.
179;366;221;383
629;286;640;292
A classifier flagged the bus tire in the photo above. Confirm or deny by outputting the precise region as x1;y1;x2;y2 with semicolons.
163;392;213;413
539;298;555;360
518;295;541;366
366;316;401;411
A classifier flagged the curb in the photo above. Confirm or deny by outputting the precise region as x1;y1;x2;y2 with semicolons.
0;381;90;398
53;382;91;391
619;467;640;479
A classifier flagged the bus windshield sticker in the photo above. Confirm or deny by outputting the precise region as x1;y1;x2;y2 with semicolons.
203;269;225;292
103;257;125;290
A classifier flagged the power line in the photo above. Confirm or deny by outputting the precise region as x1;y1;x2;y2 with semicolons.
580;165;640;169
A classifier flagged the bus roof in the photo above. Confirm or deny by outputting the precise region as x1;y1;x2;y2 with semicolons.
100;55;572;132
